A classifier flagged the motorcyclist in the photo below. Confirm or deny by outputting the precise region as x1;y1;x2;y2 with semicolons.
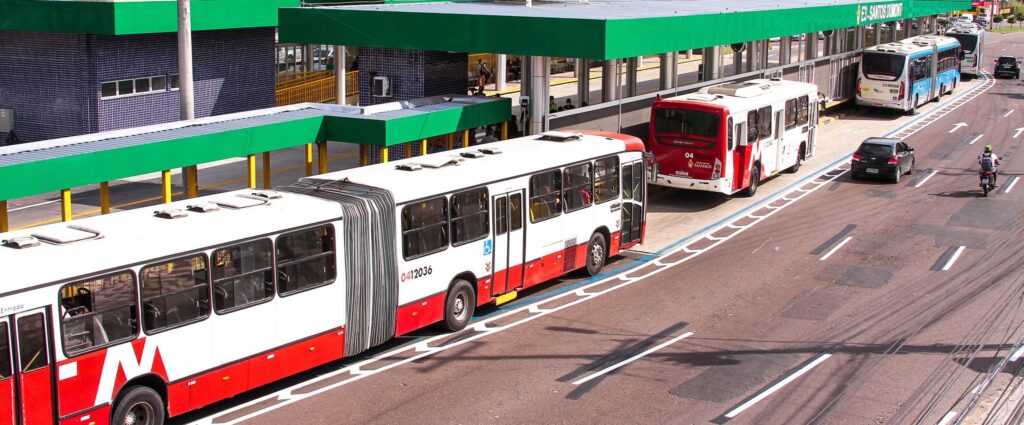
979;145;1000;186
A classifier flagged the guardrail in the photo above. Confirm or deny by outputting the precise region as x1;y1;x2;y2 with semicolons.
276;71;359;106
277;70;333;88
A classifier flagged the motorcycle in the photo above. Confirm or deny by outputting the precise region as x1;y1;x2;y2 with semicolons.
980;171;996;196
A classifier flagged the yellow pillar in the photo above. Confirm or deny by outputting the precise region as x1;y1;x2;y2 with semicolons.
405;142;412;158
162;170;173;203
262;152;272;189
185;166;198;199
360;145;367;166
246;155;257;189
0;200;8;233
305;144;314;176
60;189;72;222
421;139;428;156
100;182;111;215
381;146;389;163
447;134;454;150
462;130;470;148
318;141;328;174
502;122;509;140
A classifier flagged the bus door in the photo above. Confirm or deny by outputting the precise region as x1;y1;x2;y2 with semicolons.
620;160;646;248
11;308;56;425
491;190;526;295
1;318;14;425
773;109;785;173
930;48;939;100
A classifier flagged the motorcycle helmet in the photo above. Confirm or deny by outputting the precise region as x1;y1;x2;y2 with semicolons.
985;145;993;153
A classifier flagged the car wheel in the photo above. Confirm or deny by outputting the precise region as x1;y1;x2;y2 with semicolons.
584;232;607;277
442;280;475;332
907;159;914;175
892;165;902;184
743;166;760;197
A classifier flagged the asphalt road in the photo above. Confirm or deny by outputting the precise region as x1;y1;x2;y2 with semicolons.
173;34;1024;425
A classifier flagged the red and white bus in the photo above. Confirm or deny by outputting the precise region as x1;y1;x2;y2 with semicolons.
648;79;819;196
0;131;648;425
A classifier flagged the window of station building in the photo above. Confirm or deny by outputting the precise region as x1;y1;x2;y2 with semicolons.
170;74;180;91
100;75;170;100
451;188;490;246
212;239;275;313
140;254;211;333
594;156;620;204
402;197;449;260
276;225;337;295
563;163;593;212
0;323;10;380
59;271;138;356
529;170;562;223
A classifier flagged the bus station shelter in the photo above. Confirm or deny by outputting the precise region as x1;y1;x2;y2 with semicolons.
0;95;510;231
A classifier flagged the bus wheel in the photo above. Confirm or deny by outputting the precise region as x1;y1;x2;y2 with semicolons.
908;96;919;116
585;232;607;277
742;166;760;197
112;386;164;425
787;146;804;173
442;279;475;332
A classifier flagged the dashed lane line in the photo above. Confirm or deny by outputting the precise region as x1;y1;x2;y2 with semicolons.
912;169;939;188
937;411;958;425
720;353;833;420
1002;176;1019;194
941;246;966;272
968;133;984;145
1004;109;1015;118
820;236;853;261
571;331;695;385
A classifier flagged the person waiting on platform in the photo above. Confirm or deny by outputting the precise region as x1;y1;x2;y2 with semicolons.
550;96;558;113
563;98;575;110
481;126;498;144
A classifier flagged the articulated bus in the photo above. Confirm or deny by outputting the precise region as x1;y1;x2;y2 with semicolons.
946;24;985;77
857;35;962;114
0;131;648;425
648;79;819;197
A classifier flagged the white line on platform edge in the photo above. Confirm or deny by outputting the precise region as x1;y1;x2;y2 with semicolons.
942;246;966;271
820;236;853;261
937;411;958;425
572;332;694;385
913;170;938;188
1004;176;1019;193
8;199;60;212
724;353;832;419
968;134;984;145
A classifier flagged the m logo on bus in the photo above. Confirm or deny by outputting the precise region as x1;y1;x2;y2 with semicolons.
96;338;168;405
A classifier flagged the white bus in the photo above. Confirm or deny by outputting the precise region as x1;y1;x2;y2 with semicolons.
857;35;963;114
945;24;985;77
0;131;649;425
649;79;819;196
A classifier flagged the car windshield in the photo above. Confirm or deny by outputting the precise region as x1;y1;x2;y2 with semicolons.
862;52;905;81
999;57;1017;65
947;33;978;52
858;143;894;157
653;108;720;139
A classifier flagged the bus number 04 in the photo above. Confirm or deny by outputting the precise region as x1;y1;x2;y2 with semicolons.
684;152;694;159
402;266;433;282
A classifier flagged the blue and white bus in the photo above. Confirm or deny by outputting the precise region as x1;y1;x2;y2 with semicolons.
857;35;962;114
945;24;985;78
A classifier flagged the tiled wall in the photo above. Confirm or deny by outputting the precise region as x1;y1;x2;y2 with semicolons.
359;48;468;106
0;28;275;143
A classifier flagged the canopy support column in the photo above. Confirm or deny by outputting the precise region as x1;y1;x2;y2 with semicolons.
61;189;72;222
335;46;347;105
318;141;328;174
100;181;111;215
0;201;8;233
700;46;720;81
497;54;507;92
601;59;617;102
625;57;638;97
804;33;817;61
528;55;550;135
780;36;792;65
578;59;590;105
262;152;272;189
305;144;314;176
246;156;256;189
659;53;673;90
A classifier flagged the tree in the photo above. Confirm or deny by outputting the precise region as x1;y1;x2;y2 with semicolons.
937;17;950;28
1010;15;1019;25
1016;11;1024;25
995;15;1004;24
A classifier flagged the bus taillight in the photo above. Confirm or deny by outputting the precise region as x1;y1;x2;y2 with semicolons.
856;78;861;93
898;81;906;100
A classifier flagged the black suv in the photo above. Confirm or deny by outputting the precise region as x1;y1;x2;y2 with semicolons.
851;138;915;183
995;56;1020;79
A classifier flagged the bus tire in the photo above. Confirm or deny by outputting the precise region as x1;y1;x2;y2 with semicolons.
742;166;760;197
585;232;607;277
787;145;804;173
111;386;164;425
442;279;475;332
908;96;918;116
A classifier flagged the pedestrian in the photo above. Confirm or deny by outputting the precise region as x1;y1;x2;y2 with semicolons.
563;98;575;110
549;96;558;113
507;115;520;138
477;59;492;88
481;126;498;144
429;138;445;154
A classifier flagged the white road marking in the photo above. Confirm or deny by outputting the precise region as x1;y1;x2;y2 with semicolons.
913;170;938;188
968;134;984;145
820;236;853;261
937;411;958;425
942;246;966;271
1003;109;1015;117
1004;176;1019;193
949;122;968;133
8;199;60;212
1013;127;1024;139
1009;345;1024;362
572;332;694;385
723;353;832;419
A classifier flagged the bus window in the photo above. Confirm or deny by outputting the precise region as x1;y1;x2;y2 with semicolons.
18;314;48;372
563;163;593;212
757;107;772;140
0;323;10;380
529;170;562;223
140;255;211;333
746;110;758;145
594;156;620;204
60;271;138;355
862;52;904;81
495;197;508;236
212;239;274;313
785;99;798;130
401;197;449;259
653;108;720;138
276;225;337;295
797;97;809;126
509;194;523;231
726;117;734;151
451;188;489;246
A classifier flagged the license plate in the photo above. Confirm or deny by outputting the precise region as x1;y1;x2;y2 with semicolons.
982;178;990;185
866;168;879;173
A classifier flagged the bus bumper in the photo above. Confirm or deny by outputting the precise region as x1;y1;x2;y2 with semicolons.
654;174;730;194
856;96;904;110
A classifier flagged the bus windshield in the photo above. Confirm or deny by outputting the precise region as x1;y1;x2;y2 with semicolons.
653;108;720;140
947;33;977;52
862;52;905;81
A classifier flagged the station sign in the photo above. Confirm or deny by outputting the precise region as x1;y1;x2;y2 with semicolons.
856;2;905;25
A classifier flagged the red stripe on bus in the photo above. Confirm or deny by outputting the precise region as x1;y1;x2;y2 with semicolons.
395;293;446;336
0;379;14;425
58;405;109;425
20;367;55;425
